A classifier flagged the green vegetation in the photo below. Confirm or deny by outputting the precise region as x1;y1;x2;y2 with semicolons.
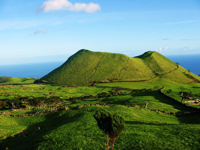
139;51;177;75
0;77;11;83
39;50;200;86
0;79;200;149
0;77;35;85
0;106;200;150
0;50;200;149
0;84;111;100
94;109;125;150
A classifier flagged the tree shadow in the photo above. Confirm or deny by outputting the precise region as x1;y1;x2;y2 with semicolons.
131;91;193;112
100;91;193;111
132;91;200;124
101;91;200;124
176;113;200;124
0;110;83;150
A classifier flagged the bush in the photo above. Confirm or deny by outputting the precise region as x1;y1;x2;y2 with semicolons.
94;109;125;150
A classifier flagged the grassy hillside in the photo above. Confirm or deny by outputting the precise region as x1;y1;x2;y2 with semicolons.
97;78;200;109
40;49;200;85
1;80;200;149
1;106;200;150
138;51;178;75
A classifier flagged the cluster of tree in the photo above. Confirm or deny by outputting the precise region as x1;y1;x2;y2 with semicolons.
0;96;63;110
94;109;125;150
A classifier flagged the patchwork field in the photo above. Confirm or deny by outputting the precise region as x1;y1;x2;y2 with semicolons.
0;77;200;150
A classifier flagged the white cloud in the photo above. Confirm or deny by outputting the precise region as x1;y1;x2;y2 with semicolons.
34;30;47;35
37;0;101;13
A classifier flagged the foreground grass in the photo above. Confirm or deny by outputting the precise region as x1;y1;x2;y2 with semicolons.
0;107;199;150
0;79;200;149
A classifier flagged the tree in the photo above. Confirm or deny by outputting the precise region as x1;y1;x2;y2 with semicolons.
108;114;125;150
94;109;125;150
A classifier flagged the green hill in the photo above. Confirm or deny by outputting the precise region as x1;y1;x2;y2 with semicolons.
138;51;178;75
39;49;200;85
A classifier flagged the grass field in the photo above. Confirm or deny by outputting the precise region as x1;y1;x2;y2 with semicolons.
0;77;35;85
0;76;200;150
97;78;200;109
0;107;200;150
0;84;111;100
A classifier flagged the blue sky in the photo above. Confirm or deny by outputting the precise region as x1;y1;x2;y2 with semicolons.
0;0;200;65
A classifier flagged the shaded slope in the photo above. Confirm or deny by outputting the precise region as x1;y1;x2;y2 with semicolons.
40;49;200;85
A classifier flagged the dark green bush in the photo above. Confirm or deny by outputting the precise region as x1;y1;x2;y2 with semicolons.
94;109;125;150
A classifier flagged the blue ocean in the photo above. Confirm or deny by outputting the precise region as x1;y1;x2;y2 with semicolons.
167;55;200;75
0;55;199;78
0;62;64;78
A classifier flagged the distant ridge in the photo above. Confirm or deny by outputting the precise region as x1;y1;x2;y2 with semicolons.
38;49;200;85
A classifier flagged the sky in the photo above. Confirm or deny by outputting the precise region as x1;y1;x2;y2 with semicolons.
0;0;200;65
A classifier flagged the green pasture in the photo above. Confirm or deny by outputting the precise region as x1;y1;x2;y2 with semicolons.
0;76;200;149
0;107;200;150
0;84;111;100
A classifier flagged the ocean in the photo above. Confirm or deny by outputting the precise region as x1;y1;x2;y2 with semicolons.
0;55;199;78
0;62;64;78
167;55;200;75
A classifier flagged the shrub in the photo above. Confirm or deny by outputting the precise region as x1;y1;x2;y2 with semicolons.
94;109;125;150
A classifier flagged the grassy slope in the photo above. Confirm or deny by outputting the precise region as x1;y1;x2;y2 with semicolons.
139;51;177;75
41;50;156;85
0;107;199;150
41;49;200;86
92;53;155;81
41;50;103;85
97;78;200;108
1;81;200;149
